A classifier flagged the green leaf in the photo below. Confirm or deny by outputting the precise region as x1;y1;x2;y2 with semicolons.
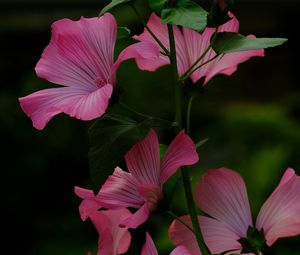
117;26;131;40
161;0;208;32
88;114;154;188
212;32;288;54
147;0;168;14
99;0;132;16
195;138;209;149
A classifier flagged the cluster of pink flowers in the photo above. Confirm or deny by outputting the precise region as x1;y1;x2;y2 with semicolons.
18;8;299;255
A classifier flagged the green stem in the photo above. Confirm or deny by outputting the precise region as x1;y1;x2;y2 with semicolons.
167;24;211;255
129;4;170;55
119;101;176;127
167;24;182;130
187;96;194;135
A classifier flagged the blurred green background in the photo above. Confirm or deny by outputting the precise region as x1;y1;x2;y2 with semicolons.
1;0;299;254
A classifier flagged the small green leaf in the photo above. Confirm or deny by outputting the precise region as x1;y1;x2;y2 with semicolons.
117;26;131;40
99;0;132;16
195;138;209;149
88;114;154;188
147;0;168;14
161;0;208;32
212;32;288;54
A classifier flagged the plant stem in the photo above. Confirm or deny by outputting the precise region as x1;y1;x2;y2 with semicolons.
167;24;211;255
129;3;170;55
167;24;182;130
187;96;194;135
119;101;176;127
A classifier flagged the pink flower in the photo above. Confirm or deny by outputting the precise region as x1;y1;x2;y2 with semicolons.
75;188;132;255
88;208;132;255
169;168;300;254
142;232;192;255
131;12;264;85
97;128;199;228
19;13;160;130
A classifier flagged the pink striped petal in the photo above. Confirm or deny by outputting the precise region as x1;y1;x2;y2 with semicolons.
133;13;189;75
169;215;201;255
19;85;113;130
141;232;159;255
74;186;102;221
195;168;253;238
113;42;163;72
125;129;161;184
183;14;264;84
35;14;116;89
199;216;242;254
256;168;300;246
120;203;150;229
160;130;199;183
170;246;193;255
98;167;144;209
90;209;132;255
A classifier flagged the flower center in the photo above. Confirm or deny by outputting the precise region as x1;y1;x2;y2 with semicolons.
147;189;162;213
94;77;107;88
238;226;268;254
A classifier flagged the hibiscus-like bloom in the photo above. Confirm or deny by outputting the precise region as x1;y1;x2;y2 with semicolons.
142;232;192;255
97;128;199;228
19;13;159;130
131;12;264;85
169;167;300;254
75;188;132;255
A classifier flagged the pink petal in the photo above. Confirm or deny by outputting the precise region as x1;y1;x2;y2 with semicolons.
90;209;132;255
133;13;189;75
97;167;144;209
141;232;158;255
160;130;199;183
74;186;102;221
137;184;162;213
120;203;150;229
256;168;300;246
182;14;264;84
199;216;242;254
36;14;116;89
195;168;253;238
19;85;113;130
170;246;193;255
113;42;163;72
125;129;161;184
169;215;201;255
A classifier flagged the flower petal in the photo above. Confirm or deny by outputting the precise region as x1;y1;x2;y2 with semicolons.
256;168;300;246
19;85;113;130
160;130;199;183
89;209;132;255
98;167;144;209
169;215;201;255
35;14;117;89
125;129;161;184
199;216;242;254
113;42;163;72
182;14;263;84
120;203;150;229
195;168;253;238
170;246;193;255
74;186;102;221
141;232;158;255
133;13;189;75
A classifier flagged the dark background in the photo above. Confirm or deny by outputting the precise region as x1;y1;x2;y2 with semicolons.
1;0;299;254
